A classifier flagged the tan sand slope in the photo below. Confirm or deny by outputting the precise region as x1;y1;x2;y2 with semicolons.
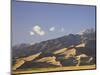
12;65;96;74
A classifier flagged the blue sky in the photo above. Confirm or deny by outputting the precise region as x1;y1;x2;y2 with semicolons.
12;1;96;45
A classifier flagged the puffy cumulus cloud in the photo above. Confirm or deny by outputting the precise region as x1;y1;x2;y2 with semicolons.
33;25;41;32
30;25;45;36
33;25;45;36
30;31;35;36
49;27;55;31
39;31;45;36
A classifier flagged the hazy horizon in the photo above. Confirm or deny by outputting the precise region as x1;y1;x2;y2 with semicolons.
12;1;96;45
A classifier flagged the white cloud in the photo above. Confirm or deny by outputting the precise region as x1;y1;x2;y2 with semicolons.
31;25;45;36
30;31;35;36
33;25;41;32
49;27;55;31
38;30;45;36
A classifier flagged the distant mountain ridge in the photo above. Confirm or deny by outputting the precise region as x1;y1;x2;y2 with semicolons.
12;28;95;58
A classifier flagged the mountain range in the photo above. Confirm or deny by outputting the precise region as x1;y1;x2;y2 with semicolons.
12;28;96;70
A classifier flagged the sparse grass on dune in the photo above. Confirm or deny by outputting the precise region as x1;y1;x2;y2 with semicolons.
12;65;96;74
22;52;41;61
35;56;62;66
53;48;67;54
12;52;41;70
75;43;85;48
